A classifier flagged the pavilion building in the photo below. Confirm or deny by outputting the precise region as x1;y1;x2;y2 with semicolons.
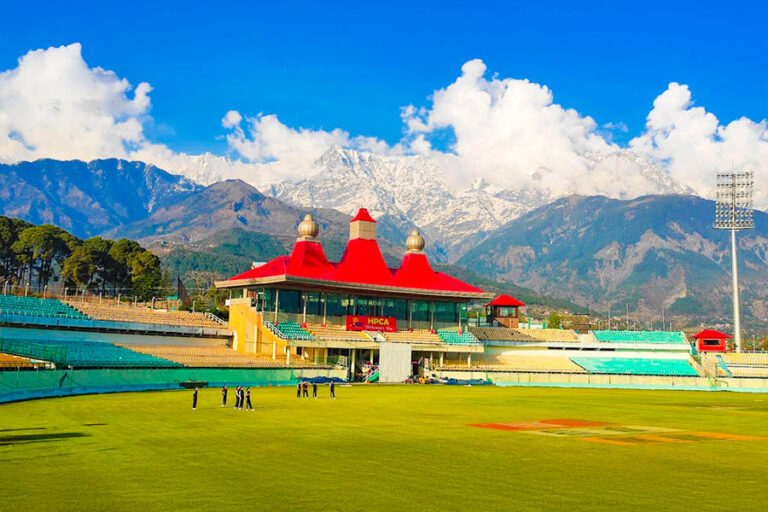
215;209;495;381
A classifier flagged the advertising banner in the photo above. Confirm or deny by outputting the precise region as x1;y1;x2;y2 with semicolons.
345;315;397;332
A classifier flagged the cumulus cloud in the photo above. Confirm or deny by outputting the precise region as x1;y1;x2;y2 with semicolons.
630;82;768;206
222;111;399;182
0;43;151;162
399;59;616;194
0;44;765;208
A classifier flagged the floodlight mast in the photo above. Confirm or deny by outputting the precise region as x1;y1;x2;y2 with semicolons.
714;170;754;353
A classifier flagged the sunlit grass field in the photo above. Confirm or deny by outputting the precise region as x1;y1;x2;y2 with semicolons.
2;385;767;511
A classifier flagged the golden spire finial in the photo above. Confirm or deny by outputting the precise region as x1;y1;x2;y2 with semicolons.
297;214;319;240
406;229;425;253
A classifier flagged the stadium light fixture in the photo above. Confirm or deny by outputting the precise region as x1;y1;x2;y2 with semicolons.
714;170;754;353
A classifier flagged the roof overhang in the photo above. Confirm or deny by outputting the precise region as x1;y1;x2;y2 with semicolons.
215;274;494;301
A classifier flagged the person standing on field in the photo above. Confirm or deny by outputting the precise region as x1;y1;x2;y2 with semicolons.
329;381;335;399
312;382;318;399
302;381;309;398
192;387;198;410
221;386;228;408
296;381;301;398
245;387;254;411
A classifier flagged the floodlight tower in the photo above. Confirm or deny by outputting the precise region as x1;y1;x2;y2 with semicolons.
715;170;754;353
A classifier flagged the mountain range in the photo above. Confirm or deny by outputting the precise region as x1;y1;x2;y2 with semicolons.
0;158;765;329
459;195;768;328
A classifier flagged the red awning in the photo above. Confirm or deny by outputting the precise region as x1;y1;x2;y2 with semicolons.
692;329;732;339
485;294;525;307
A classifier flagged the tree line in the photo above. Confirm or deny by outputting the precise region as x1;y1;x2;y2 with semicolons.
0;216;168;300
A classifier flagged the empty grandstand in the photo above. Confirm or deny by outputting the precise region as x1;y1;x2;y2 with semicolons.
571;357;698;376
591;330;688;344
119;344;321;368
0;352;45;370
271;321;315;340
442;353;586;373
382;329;442;344
437;329;480;345
715;353;768;378
68;301;223;329
0;295;86;318
0;337;182;368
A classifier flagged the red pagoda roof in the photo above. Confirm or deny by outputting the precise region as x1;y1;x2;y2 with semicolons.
350;208;376;223
219;209;489;299
692;329;732;339
485;294;525;307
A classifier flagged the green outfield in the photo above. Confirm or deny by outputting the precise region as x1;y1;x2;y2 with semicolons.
2;385;767;511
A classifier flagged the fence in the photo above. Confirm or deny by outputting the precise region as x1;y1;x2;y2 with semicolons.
0;367;346;403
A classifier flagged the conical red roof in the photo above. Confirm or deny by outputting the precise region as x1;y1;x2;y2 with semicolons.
692;329;731;339
485;294;525;307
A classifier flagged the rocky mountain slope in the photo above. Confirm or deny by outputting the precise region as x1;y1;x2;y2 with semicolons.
103;179;407;265
269;146;693;261
0;159;200;237
458;194;768;328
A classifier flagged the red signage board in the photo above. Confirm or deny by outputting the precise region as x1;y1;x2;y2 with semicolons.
345;315;397;332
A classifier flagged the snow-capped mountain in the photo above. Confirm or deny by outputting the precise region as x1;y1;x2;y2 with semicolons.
268;146;692;261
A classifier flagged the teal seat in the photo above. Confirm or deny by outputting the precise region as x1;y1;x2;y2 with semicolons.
592;330;686;344
0;295;88;319
276;321;315;340
571;357;698;376
437;330;479;344
0;337;181;368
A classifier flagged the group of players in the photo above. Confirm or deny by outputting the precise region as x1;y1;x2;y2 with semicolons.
191;380;336;410
297;380;336;399
220;386;253;410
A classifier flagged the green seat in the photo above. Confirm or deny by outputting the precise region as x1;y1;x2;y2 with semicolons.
276;321;315;340
0;295;88;319
592;330;686;344
571;357;697;376
437;330;479;344
0;337;181;368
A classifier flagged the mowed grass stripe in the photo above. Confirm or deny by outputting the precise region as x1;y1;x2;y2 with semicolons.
1;386;767;511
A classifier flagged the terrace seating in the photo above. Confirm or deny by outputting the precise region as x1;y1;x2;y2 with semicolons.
515;329;580;343
0;352;42;370
437;329;480;345
382;329;443;344
441;354;585;373
469;327;534;342
0;295;86;318
67;301;222;329
571;357;698;376
305;324;373;343
719;353;768;378
119;344;305;368
276;321;315;340
0;337;181;368
592;330;687;344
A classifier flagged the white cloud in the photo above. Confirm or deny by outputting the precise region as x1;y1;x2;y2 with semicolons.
222;111;400;183
0;43;151;162
630;82;768;206
0;45;764;209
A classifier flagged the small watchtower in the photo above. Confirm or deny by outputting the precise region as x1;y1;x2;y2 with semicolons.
692;329;731;353
485;294;525;328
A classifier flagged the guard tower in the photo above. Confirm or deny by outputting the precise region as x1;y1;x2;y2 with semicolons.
692;329;731;353
485;294;525;328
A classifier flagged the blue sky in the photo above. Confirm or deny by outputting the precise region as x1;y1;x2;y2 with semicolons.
1;0;765;156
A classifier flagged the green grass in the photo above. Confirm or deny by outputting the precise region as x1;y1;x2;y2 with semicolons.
2;385;768;511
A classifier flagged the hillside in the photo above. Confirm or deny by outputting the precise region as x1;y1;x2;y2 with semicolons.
0;159;200;237
459;194;768;329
